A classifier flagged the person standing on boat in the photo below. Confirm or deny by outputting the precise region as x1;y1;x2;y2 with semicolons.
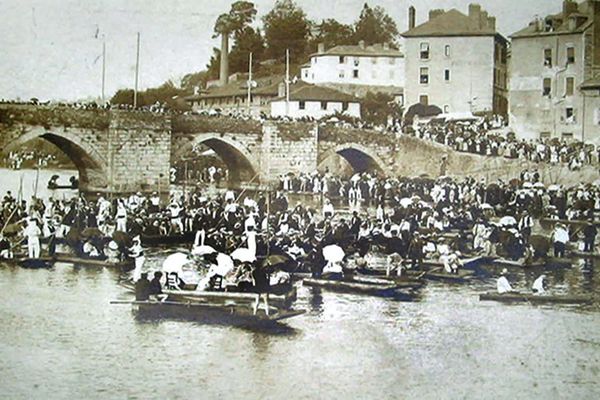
252;264;270;316
23;218;42;258
532;274;546;294
129;235;145;282
552;223;569;258
518;210;533;243
115;200;127;233
583;221;597;253
497;269;514;294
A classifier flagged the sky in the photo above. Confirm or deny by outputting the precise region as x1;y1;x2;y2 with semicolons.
0;0;564;102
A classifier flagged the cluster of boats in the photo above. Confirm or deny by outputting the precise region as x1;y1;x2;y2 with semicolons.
3;247;596;326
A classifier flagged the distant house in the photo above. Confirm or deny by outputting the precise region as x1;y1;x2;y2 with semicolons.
184;75;283;116
300;41;404;102
401;4;508;117
270;82;361;119
510;0;600;143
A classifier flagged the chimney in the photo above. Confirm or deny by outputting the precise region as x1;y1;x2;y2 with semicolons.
278;82;285;97
383;42;390;50
429;9;444;20
469;3;482;26
480;10;488;29
408;6;416;29
219;34;229;86
317;43;325;54
359;40;365;49
563;0;578;17
488;16;496;30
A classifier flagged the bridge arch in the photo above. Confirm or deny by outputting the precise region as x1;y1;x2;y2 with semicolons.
318;143;390;175
2;127;108;190
172;133;259;183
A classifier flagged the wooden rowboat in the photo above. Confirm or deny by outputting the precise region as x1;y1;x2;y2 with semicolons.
569;250;600;260
492;257;570;269
119;282;297;309
302;276;406;297
51;254;135;271
111;300;306;324
479;292;594;305
0;257;53;269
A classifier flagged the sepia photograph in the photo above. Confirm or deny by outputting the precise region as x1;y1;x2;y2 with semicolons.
1;0;600;398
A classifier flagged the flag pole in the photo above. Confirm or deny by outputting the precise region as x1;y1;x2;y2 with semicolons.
285;48;290;116
101;36;106;104
133;32;140;109
247;52;253;115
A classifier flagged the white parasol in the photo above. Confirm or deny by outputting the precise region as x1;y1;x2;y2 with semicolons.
322;244;345;263
230;248;256;263
162;252;191;273
499;216;517;226
191;245;217;256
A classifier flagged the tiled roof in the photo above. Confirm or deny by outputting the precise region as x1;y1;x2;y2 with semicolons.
184;75;283;101
581;78;600;90
402;9;497;37
272;82;360;103
511;4;593;38
311;43;403;58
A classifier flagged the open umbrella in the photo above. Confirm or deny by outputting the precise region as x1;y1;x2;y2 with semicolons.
231;248;256;263
215;253;234;276
499;216;517;226
522;182;533;189
162;252;191;273
533;182;545;189
323;244;345;263
399;198;412;208
191;245;217;256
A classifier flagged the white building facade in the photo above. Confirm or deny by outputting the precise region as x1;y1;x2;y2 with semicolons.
402;5;508;116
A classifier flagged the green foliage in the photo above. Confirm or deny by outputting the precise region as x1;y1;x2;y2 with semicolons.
229;27;266;75
0;106;110;130
353;3;399;47
361;91;402;126
310;19;355;50
263;0;310;61
181;70;211;92
213;1;257;36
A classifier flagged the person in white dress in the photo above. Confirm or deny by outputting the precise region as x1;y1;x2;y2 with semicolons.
497;269;514;294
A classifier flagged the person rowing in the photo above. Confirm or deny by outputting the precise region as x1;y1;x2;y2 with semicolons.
496;268;514;294
532;274;546;294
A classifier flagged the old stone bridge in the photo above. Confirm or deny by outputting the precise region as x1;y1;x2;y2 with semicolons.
0;105;398;194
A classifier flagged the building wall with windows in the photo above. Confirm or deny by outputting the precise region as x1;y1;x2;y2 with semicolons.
509;32;586;141
270;100;361;119
300;44;405;88
404;35;502;115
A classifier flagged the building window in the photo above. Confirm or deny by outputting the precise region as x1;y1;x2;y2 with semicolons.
420;67;429;84
444;69;450;82
339;70;345;79
320;101;327;110
372;57;377;64
567;46;575;64
444;45;450;57
419;95;428;105
353;69;359;78
303;71;308;78
443;105;450;113
420;43;430;60
299;101;305;110
339;56;345;64
354;57;360;66
565;107;575;123
542;78;551;96
540;131;551;139
544;48;552;67
342;102;348;111
562;132;573;139
565;77;574;96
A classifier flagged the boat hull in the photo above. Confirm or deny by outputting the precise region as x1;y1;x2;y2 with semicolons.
479;292;593;305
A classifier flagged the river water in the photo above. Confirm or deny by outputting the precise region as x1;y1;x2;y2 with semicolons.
1;169;600;399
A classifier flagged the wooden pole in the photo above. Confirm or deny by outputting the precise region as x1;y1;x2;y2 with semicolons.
133;32;140;109
247;52;253;115
101;37;106;104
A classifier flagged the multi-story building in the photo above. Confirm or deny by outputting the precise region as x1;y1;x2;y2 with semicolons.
401;4;508;116
300;42;405;102
510;0;600;143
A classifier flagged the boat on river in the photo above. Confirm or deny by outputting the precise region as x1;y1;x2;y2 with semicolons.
111;299;306;324
302;276;408;297
479;292;594;305
119;281;298;309
569;250;600;259
0;257;53;269
492;257;570;269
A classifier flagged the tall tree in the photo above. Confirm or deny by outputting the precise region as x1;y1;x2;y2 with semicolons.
213;1;257;85
353;3;399;47
311;19;354;50
229;27;266;75
263;0;310;61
